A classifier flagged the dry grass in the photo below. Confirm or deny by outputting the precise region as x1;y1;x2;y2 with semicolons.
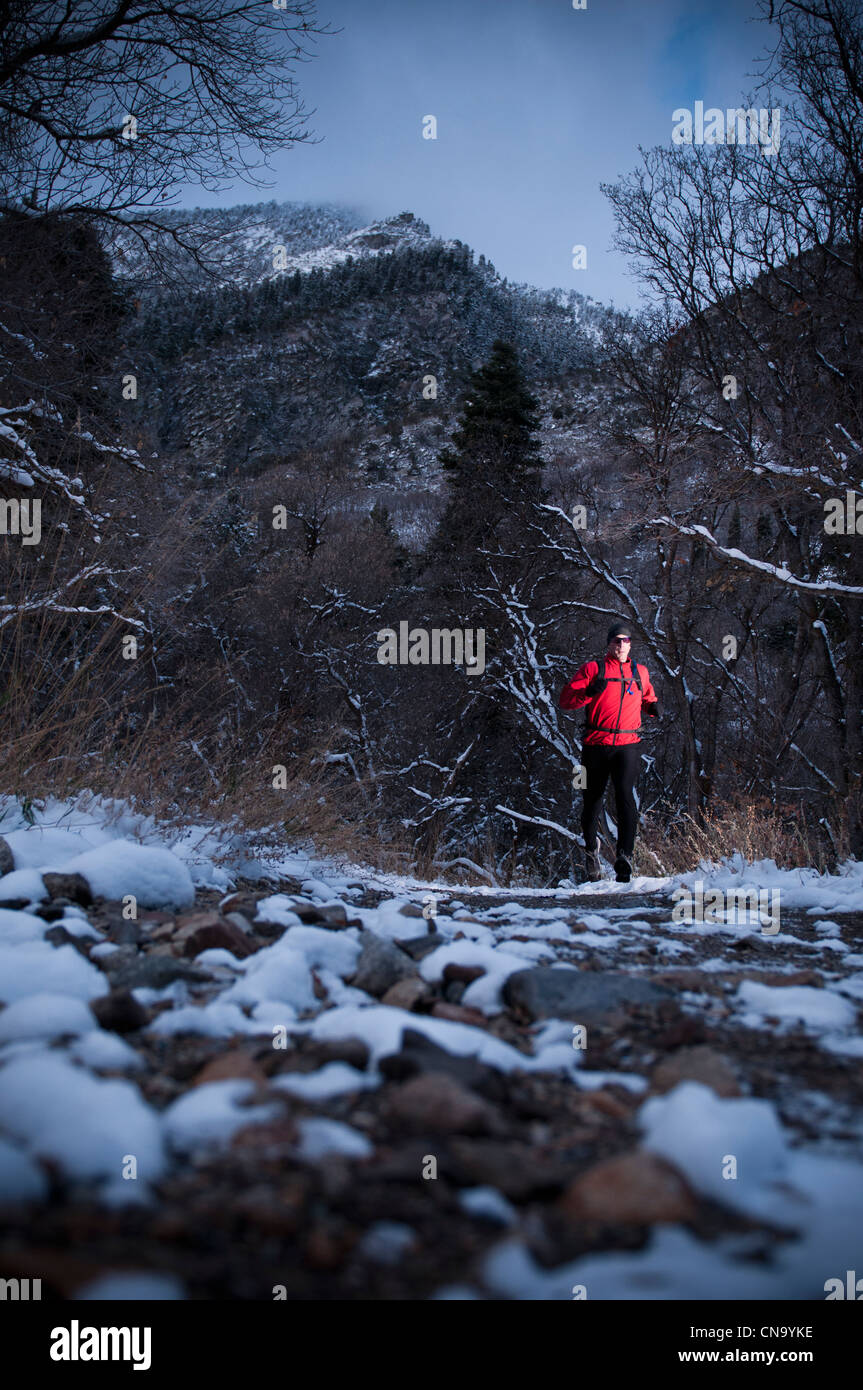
636;793;851;877
2;524;852;886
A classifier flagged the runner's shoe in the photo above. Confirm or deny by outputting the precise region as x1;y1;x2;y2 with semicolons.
614;855;632;883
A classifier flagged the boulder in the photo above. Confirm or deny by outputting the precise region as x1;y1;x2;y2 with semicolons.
90;989;148;1034
503;967;672;1023
559;1152;696;1225
0;835;14;876
386;1072;500;1135
650;1046;741;1099
350;931;417;997
42;871;93;907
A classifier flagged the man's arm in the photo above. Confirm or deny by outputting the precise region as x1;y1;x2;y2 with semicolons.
559;661;602;710
639;665;659;717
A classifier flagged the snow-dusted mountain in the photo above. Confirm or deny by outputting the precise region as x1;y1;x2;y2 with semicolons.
113;199;616;484
111;201;455;289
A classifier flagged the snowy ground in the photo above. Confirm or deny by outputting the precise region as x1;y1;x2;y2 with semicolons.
0;794;861;1300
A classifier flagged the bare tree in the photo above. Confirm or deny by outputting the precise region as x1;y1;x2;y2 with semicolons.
0;1;335;263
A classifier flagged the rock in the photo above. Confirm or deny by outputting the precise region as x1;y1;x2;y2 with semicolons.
90;989;148;1034
579;1088;633;1120
319;904;352;928
381;977;432;1011
398;904;425;918
33;903;66;923
431;1002;489;1028
502;968;672;1023
103;954;212;991
311;1038;371;1071
107;916;144;945
650;1046;741;1098
740;969;823;988
395;932;447;961
653;970;724;993
379;1030;506;1100
0;897;30;911
448;1138;571;1200
350;931;417;997
386;1073;500;1135
224;911;256;934
146;923;177;943
230;1118;299;1157
443;963;486;986
653;1014;706;1050
219;891;268;920
559;1152;696;1225
363;1140;442;1184
43;925;92;957
303;1221;358;1271
0;836;14;876
261;898;349;928
234;1181;306;1237
191;1050;267;1088
174;914;257;960
728;935;771;953
41;871;93;906
139;910;175;927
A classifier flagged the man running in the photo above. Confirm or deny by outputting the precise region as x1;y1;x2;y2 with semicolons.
559;623;659;883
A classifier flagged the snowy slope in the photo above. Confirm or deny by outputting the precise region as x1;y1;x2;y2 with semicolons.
1;793;861;1300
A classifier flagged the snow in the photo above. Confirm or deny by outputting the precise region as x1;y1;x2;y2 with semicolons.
62;842;195;909
735;980;857;1033
0;905;49;945
0;1136;49;1203
477;1137;863;1301
833;972;863;1000
0;868;48;903
418;941;533;1013
2;792;863;1297
272;1062;379;1100
356;1221;416;1263
674;855;863;915
0;1052;165;1182
161;1080;281;1156
297;1003;531;1074
221;945;318;1014
0;992;94;1042
68;1030;145;1072
253;896;304;928
148;1000;274;1038
1;826;98;869
0;940;108;1003
458;1186;518;1226
640;1081;788;1218
295;1117;374;1160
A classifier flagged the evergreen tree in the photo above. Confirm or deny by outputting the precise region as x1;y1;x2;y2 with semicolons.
434;338;544;563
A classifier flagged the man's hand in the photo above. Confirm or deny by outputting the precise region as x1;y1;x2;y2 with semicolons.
586;673;607;696
646;701;659;718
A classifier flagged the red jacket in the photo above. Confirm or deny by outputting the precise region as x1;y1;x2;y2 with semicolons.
559;655;658;746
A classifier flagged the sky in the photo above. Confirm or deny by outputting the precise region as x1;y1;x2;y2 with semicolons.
180;0;777;313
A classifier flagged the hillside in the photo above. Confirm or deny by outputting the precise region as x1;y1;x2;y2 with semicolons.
112;202;617;490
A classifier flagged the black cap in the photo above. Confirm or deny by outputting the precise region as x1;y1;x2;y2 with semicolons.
607;623;631;643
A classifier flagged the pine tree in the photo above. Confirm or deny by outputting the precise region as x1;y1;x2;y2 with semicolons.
434;338;544;562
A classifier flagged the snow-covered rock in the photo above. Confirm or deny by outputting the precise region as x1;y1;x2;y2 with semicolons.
0;1053;165;1182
